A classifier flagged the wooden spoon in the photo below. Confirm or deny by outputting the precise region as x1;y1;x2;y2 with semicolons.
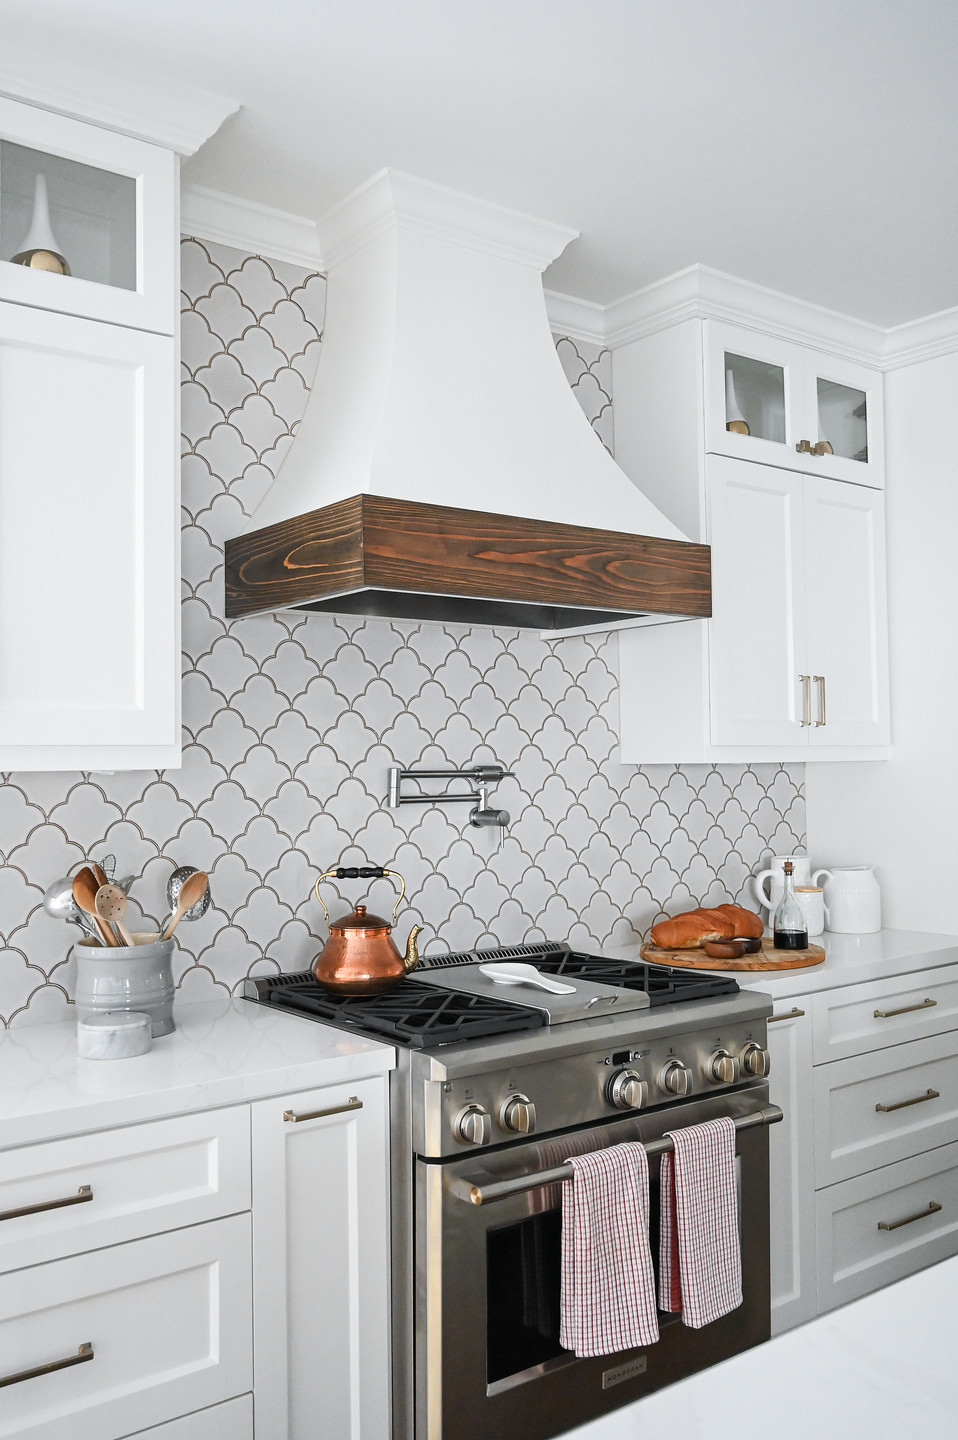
95;884;135;947
161;870;209;941
72;868;117;947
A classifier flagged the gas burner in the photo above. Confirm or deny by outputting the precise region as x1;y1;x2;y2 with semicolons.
263;971;546;1049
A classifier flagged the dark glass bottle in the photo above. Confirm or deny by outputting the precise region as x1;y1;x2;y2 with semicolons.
773;860;809;951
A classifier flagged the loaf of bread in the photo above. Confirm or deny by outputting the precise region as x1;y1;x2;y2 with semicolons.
650;903;764;950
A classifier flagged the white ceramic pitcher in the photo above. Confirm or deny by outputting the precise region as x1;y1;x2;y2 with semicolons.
815;865;881;933
751;854;813;916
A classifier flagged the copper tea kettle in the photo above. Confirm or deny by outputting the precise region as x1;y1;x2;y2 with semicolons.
312;864;422;995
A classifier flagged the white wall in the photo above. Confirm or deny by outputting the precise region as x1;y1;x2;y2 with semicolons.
805;351;958;932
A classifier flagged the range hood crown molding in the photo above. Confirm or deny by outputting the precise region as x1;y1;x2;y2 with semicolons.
318;168;579;273
225;169;710;631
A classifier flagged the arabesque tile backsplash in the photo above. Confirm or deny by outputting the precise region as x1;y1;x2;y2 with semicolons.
0;239;805;1027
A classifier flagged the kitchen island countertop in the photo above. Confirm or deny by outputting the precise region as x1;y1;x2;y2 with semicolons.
564;1252;958;1439
0;996;395;1149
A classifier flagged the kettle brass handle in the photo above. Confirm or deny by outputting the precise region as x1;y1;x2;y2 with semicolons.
313;865;406;926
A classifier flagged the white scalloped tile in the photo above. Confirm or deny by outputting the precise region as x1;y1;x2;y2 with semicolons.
0;242;805;1025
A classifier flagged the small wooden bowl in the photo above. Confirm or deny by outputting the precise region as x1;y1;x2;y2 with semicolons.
703;939;746;959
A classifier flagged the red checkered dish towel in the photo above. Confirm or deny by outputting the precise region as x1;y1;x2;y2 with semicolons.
658;1116;743;1327
559;1143;660;1358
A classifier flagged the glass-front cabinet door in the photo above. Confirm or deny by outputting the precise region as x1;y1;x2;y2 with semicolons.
705;320;807;471
804;349;884;488
0;95;175;334
705;319;883;489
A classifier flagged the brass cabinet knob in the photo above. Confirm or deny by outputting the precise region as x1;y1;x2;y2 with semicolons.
608;1070;648;1111
500;1094;537;1133
454;1105;492;1146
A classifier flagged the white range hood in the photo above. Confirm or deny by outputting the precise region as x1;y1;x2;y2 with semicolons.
225;170;710;630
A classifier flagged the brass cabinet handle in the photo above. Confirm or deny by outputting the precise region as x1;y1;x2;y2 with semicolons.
810;440;832;457
0;1185;92;1224
874;997;936;1019
813;675;826;726
768;1007;806;1024
875;1088;940;1114
799;675;812;726
0;1342;94;1389
878;1201;942;1233
284;1097;363;1123
796;439;813;454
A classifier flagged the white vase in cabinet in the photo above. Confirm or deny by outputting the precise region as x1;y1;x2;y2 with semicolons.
704;318;884;489
766;1001;817;1333
251;1075;392;1440
618;457;889;762
0;301;178;770
0;95;176;336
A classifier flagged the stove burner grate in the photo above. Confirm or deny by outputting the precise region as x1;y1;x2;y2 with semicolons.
266;972;546;1049
533;951;740;1005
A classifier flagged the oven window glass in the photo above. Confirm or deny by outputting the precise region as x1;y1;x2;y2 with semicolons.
485;1181;677;1386
487;1211;564;1383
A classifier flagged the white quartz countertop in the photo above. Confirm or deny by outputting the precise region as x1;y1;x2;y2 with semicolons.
699;927;958;999
564;1254;958;1440
0;997;395;1150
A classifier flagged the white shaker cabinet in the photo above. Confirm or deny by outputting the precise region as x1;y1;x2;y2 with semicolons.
0;92;182;770
251;1074;392;1440
619;458;889;760
0;302;178;769
766;1001;817;1334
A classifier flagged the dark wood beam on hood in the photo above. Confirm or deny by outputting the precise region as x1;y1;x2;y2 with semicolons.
224;494;711;630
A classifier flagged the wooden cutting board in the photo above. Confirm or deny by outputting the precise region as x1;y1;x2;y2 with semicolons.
640;938;825;972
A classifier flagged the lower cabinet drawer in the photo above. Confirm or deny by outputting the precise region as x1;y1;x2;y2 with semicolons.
816;1140;958;1311
0;1213;252;1440
813;1029;958;1186
124;1395;253;1439
0;1107;251;1273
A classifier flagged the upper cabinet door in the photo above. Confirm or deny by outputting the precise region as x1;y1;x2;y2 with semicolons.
708;455;808;748
704;319;808;472
0;96;175;335
804;476;889;747
0;301;179;769
803;350;884;489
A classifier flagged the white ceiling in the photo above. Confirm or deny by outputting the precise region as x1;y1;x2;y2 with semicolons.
3;0;957;326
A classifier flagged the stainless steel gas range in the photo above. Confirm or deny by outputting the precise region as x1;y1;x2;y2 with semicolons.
246;941;781;1440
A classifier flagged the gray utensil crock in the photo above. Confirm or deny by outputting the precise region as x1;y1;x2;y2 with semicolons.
74;933;175;1037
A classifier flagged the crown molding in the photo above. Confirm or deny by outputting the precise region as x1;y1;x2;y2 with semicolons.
0;40;237;155
880;305;958;370
181;185;323;270
544;289;608;346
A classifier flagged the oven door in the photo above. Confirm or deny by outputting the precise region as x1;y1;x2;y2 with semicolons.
415;1087;772;1440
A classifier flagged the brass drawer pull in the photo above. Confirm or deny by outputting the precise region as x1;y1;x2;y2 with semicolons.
284;1097;363;1123
0;1185;92;1223
878;1201;942;1233
0;1342;94;1389
875;1088;940;1114
874;997;937;1019
768;1007;806;1024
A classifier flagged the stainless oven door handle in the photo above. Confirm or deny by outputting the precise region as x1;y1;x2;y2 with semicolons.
453;1103;784;1206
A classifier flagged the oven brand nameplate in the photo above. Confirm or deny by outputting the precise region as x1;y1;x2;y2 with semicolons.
601;1356;648;1389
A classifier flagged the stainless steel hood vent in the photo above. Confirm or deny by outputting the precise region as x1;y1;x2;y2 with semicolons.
224;171;710;630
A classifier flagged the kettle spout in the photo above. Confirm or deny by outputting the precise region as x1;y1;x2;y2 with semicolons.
403;925;423;973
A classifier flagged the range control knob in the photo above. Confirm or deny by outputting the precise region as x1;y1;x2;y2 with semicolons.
661;1060;693;1097
500;1094;537;1134
708;1050;739;1085
741;1043;770;1078
608;1070;648;1111
454;1105;492;1146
